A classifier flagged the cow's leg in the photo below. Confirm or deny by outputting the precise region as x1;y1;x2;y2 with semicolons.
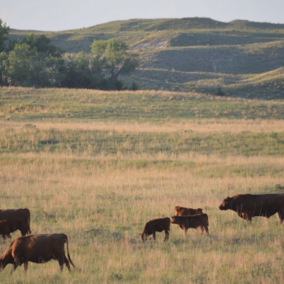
200;226;204;235
24;261;28;272
58;255;65;272
278;210;284;224
205;226;209;235
164;230;169;242
11;259;20;274
183;229;188;238
64;254;71;271
247;216;252;223
153;232;156;241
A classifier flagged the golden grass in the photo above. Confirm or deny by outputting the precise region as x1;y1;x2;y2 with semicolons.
2;118;284;134
1;88;284;282
1;151;284;282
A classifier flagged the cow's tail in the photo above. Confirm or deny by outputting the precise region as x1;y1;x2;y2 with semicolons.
28;213;31;234
65;235;75;269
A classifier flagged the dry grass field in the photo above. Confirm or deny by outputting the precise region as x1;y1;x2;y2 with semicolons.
0;87;284;283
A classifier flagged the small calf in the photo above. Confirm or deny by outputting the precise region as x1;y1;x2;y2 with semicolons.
0;221;11;242
171;214;209;237
140;217;170;242
174;206;203;216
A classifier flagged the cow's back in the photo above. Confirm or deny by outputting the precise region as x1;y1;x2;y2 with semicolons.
143;218;170;233
232;194;284;215
0;209;30;223
175;206;203;216
11;234;63;257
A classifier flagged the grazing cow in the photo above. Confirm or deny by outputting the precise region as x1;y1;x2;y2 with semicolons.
0;221;12;242
219;194;284;223
0;234;75;273
171;214;209;237
140;217;170;242
0;209;31;239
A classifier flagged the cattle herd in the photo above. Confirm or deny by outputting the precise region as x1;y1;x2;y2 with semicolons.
1;193;284;274
140;193;284;242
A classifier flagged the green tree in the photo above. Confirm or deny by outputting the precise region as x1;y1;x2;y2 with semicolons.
21;33;63;57
2;34;65;87
91;39;139;89
61;51;102;88
0;19;9;52
0;52;8;85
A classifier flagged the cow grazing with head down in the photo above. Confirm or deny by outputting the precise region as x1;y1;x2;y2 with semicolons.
0;221;12;242
0;209;31;239
219;194;284;223
0;234;75;274
171;214;209;237
174;206;203;216
140;217;170;242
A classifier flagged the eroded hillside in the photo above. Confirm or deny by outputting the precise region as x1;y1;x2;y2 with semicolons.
9;18;284;98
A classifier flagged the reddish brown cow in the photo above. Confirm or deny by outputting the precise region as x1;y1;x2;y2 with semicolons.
219;194;284;223
140;217;170;242
0;234;75;274
0;209;31;239
0;221;12;242
171;214;209;237
174;206;203;216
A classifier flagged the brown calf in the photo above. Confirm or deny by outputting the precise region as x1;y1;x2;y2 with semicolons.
0;234;75;274
140;217;170;242
174;206;203;216
171;214;209;237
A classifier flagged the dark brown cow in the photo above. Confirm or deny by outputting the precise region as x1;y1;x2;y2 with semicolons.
140;217;170;242
219;194;284;223
0;221;12;242
0;234;75;273
174;206;203;216
171;214;209;237
0;209;31;239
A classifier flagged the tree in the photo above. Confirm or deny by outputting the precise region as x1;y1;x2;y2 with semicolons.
0;19;9;52
61;51;103;89
91;39;139;89
2;34;65;87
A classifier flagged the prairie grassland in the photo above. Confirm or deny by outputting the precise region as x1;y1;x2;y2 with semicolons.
1;153;284;283
1;87;284;123
1;87;284;283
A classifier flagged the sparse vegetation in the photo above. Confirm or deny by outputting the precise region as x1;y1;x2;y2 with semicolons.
0;87;284;282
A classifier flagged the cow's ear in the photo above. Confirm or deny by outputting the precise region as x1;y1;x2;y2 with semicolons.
226;196;231;200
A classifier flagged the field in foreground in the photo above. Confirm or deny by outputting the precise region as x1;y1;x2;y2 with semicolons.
0;87;284;283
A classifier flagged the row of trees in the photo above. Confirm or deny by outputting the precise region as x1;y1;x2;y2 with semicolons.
0;19;139;90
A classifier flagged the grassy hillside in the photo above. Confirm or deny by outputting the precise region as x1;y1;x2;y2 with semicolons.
8;18;284;98
1;87;284;283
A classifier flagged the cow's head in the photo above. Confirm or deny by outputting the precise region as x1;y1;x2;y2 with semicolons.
0;257;7;272
219;196;232;210
171;216;177;224
140;233;147;243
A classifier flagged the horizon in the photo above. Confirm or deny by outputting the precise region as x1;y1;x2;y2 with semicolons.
1;0;284;32
6;16;284;33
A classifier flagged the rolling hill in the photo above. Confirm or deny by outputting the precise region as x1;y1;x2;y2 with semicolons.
8;17;284;99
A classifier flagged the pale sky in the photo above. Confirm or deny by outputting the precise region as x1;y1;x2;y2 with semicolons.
1;0;283;32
